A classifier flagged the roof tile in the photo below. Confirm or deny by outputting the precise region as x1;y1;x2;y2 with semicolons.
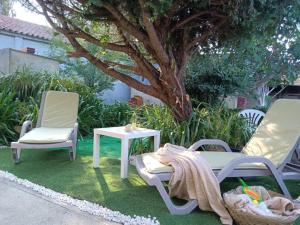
0;14;52;40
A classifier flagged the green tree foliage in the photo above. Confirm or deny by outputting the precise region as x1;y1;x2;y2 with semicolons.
0;0;15;16
186;22;300;104
23;0;300;121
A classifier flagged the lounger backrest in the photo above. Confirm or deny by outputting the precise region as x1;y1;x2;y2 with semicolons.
39;91;79;128
242;99;300;167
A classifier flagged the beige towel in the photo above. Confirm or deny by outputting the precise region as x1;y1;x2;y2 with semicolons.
266;197;300;216
156;144;232;225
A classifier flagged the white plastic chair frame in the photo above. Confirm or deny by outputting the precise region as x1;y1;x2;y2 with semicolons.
239;109;266;126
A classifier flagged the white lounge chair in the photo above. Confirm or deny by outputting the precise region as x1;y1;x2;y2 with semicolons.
11;91;79;163
135;99;300;215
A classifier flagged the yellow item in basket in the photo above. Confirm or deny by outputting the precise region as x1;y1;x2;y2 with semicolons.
239;179;262;204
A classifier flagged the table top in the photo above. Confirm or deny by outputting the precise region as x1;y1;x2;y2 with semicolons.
94;126;160;139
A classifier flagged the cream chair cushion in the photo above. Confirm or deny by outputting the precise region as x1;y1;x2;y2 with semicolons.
243;99;300;167
19;127;73;144
197;152;265;169
41;91;79;128
142;151;265;174
142;153;174;173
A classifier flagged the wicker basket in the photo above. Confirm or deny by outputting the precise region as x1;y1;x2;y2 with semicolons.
224;186;299;225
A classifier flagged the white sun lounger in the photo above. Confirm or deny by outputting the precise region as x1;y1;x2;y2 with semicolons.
135;99;300;215
11;91;79;163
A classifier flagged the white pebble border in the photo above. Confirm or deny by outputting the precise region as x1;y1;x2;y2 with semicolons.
0;170;160;225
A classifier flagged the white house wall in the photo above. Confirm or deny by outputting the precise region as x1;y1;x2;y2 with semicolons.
0;33;15;49
101;81;131;104
0;32;50;56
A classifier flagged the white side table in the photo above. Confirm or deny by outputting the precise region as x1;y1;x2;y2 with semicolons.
93;126;160;179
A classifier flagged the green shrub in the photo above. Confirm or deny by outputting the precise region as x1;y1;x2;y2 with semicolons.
133;104;251;150
102;103;132;127
0;90;19;145
0;67;49;102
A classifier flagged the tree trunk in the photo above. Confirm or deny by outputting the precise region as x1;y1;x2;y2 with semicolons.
161;76;193;122
170;96;193;122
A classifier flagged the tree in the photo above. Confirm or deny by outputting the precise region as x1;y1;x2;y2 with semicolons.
24;0;299;121
0;0;15;16
186;28;300;106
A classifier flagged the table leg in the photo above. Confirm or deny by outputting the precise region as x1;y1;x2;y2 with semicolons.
154;133;160;151
120;138;129;179
93;133;100;168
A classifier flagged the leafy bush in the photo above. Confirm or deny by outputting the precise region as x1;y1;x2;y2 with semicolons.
0;67;49;102
134;104;251;150
102;103;132;127
0;90;19;145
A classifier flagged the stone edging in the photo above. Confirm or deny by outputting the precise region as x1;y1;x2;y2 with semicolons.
0;170;159;225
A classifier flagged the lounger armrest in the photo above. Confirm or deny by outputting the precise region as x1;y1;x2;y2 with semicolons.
188;139;232;152
221;156;275;171
217;155;292;199
20;120;32;138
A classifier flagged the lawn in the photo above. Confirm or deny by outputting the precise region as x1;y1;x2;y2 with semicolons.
0;137;299;225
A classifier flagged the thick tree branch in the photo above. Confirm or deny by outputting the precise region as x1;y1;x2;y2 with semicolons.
70;27;129;53
104;60;142;75
69;37;162;99
138;0;170;65
117;27;161;87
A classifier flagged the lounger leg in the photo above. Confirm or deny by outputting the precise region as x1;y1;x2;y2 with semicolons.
70;123;78;161
135;155;198;215
12;148;21;164
155;181;198;215
69;145;76;161
73;144;77;160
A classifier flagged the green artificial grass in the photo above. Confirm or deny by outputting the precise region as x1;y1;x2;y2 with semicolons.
77;136;121;158
0;137;299;225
